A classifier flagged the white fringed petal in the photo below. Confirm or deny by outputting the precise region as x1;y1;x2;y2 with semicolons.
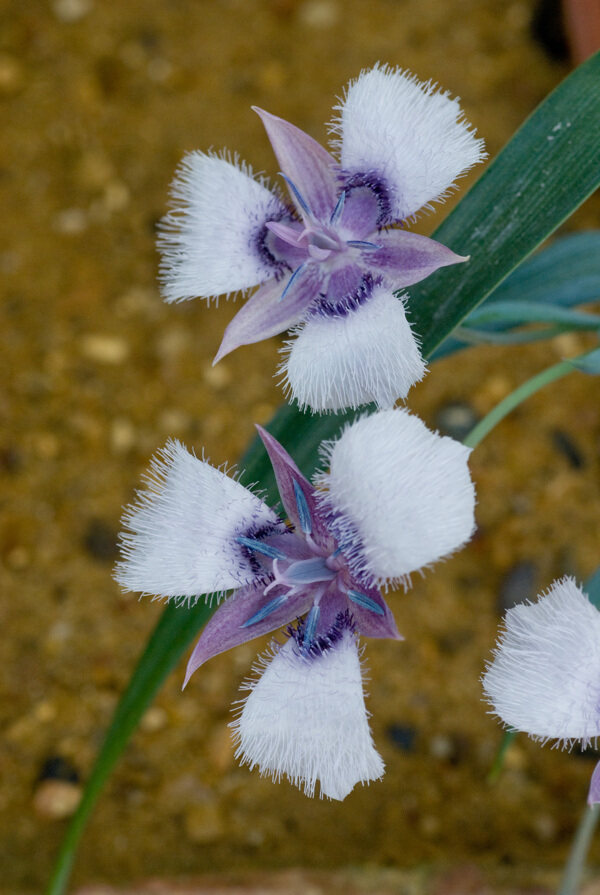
158;151;285;302
332;64;486;221
316;409;476;586
279;285;426;412
233;631;384;800
115;440;280;600
483;578;600;747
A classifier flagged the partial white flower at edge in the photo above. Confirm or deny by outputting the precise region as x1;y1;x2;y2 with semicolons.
483;577;600;746
482;577;600;805
232;618;384;801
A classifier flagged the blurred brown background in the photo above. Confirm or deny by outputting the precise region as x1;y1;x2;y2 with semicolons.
1;0;599;892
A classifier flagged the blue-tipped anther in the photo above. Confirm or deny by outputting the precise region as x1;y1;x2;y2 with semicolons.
279;173;312;218
330;190;346;225
279;263;305;302
242;594;287;627
346;240;382;251
347;589;384;616
292;478;312;535
303;604;320;646
236;536;287;561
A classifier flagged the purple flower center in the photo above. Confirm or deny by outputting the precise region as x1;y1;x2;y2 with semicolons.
263;178;382;315
237;475;381;645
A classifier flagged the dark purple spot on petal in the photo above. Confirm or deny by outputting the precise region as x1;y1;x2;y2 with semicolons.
311;272;380;319
287;608;356;658
340;170;393;227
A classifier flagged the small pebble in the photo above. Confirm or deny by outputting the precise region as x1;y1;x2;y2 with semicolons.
203;363;232;390
52;0;93;22
38;755;79;784
82;518;119;563
434;401;479;441
184;800;225;844
298;0;340;28
429;733;470;765
33;780;82;819
140;706;168;733
53;208;88;235
552;428;584;469
5;545;30;570
207;724;235;773
0;445;22;473
497;561;537;614
386;723;417;752
110;417;136;453
80;334;129;364
0;54;23;94
102;180;130;213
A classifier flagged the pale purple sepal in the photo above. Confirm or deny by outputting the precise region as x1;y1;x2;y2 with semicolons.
183;579;314;687
367;230;468;287
256;425;332;548
317;582;401;641
588;761;600;805
344;582;403;641
253;107;339;222
213;265;322;363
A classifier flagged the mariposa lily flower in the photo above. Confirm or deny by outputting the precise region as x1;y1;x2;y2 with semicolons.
482;577;600;805
158;64;486;412
116;408;476;798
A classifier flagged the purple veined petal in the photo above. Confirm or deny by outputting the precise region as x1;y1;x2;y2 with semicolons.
323;263;365;308
232;625;384;800
331;64;486;222
280;284;426;412
158;151;288;303
338;185;382;239
364;230;468;288
115;440;281;600
588;761;600;805
213;264;323;364
183;578;315;687
253;107;339;222
315;408;476;588
255;425;332;548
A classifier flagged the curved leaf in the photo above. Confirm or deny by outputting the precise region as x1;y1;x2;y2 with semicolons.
434;231;600;359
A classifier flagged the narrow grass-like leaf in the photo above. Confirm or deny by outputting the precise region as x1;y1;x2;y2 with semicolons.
453;325;567;347
48;53;600;894
567;347;600;374
434;232;600;359
466;301;600;329
47;600;213;895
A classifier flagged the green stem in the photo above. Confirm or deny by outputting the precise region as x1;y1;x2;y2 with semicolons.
559;803;600;895
463;358;575;449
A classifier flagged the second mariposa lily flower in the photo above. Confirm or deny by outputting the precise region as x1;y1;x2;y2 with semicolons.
116;409;476;800
159;64;485;412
